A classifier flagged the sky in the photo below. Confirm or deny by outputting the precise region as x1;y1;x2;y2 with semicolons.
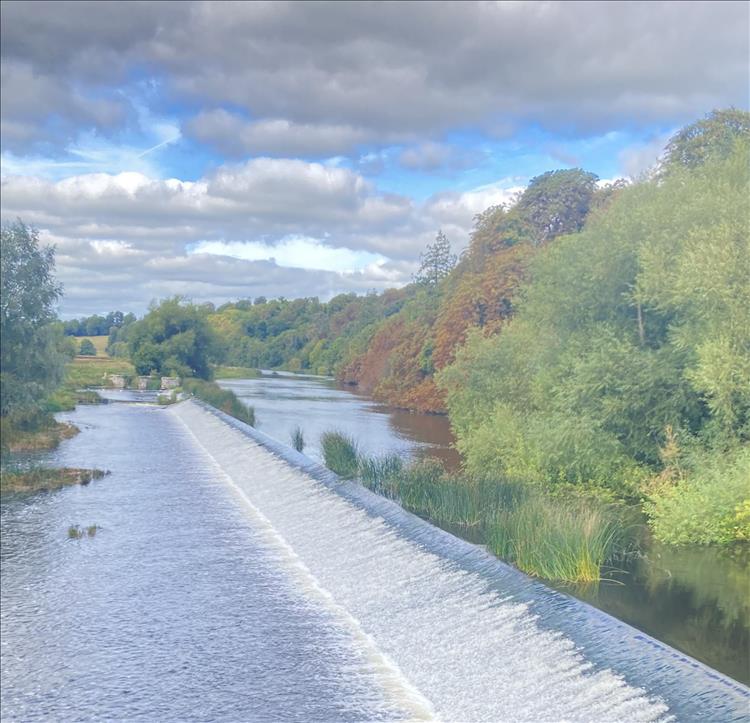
1;1;748;317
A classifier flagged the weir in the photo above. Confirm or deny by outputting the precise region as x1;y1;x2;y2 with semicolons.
172;400;749;722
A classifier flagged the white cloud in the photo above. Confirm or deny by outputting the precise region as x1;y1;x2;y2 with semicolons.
190;237;387;273
2;159;521;314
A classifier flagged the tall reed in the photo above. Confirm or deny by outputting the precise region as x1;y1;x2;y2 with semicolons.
352;444;627;583
182;378;255;426
320;431;359;478
290;426;305;452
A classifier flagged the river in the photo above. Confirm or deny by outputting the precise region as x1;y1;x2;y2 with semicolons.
1;381;748;720
219;372;750;686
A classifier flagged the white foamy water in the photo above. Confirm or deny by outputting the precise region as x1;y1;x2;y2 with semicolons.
174;400;749;722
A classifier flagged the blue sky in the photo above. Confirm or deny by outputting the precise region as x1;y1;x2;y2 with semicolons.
1;0;747;316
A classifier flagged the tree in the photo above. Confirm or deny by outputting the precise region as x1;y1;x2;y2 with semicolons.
415;230;457;287
515;168;599;244
128;297;216;379
79;338;96;356
659;108;750;175
0;221;66;421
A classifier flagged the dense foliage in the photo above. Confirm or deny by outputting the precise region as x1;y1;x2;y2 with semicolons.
207;289;410;375
63;310;136;338
439;134;749;543
127;298;216;379
0;222;72;434
339;167;604;411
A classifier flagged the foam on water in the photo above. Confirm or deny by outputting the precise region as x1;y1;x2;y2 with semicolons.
173;400;750;722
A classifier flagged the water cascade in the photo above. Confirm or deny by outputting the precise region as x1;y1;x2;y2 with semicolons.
173;400;750;722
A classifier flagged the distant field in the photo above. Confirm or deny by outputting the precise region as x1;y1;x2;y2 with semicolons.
66;357;135;388
73;335;110;357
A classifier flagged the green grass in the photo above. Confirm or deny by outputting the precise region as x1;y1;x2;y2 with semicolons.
348;442;629;583
73;335;110;356
2;467;107;494
320;431;359;478
182;378;255;426
290;426;305;452
64;357;136;388
213;365;262;379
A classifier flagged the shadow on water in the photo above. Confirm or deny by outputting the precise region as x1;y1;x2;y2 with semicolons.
221;371;749;686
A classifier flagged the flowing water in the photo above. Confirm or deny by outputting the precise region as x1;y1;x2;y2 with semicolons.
221;372;750;687
2;390;749;720
1;403;409;721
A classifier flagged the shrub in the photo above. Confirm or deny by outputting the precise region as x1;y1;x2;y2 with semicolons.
78;338;96;356
645;446;750;545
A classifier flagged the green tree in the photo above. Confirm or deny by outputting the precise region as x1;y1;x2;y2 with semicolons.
0;221;67;422
78;338;96;356
515;168;599;244
439;137;750;508
128;297;216;379
415;230;457;287
659;108;750;175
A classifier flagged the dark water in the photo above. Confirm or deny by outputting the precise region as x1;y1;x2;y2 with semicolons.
0;403;407;722
222;372;750;686
219;373;459;468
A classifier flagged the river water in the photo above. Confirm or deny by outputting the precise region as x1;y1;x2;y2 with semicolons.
220;372;750;686
1;381;748;720
1;403;408;721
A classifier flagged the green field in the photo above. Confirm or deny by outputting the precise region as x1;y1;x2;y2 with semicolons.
74;335;111;357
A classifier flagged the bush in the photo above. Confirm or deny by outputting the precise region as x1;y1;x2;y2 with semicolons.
320;431;359;477
645;446;750;545
78;338;96;356
182;378;255;426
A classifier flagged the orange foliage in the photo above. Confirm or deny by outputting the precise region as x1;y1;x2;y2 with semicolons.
432;243;533;370
341;244;534;414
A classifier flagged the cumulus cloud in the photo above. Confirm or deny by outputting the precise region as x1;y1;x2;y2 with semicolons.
2;1;747;154
1;159;519;314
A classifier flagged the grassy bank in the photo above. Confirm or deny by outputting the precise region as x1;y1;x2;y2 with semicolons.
213;365;262;379
182;378;255;426
64;357;136;389
322;433;629;583
1;417;79;454
1;467;108;494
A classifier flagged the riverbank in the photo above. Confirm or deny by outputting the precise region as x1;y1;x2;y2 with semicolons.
1;466;108;493
2;419;79;454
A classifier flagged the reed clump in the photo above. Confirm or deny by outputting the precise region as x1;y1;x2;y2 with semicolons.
290;426;305;452
182;378;255;426
351;445;627;584
320;431;359;478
